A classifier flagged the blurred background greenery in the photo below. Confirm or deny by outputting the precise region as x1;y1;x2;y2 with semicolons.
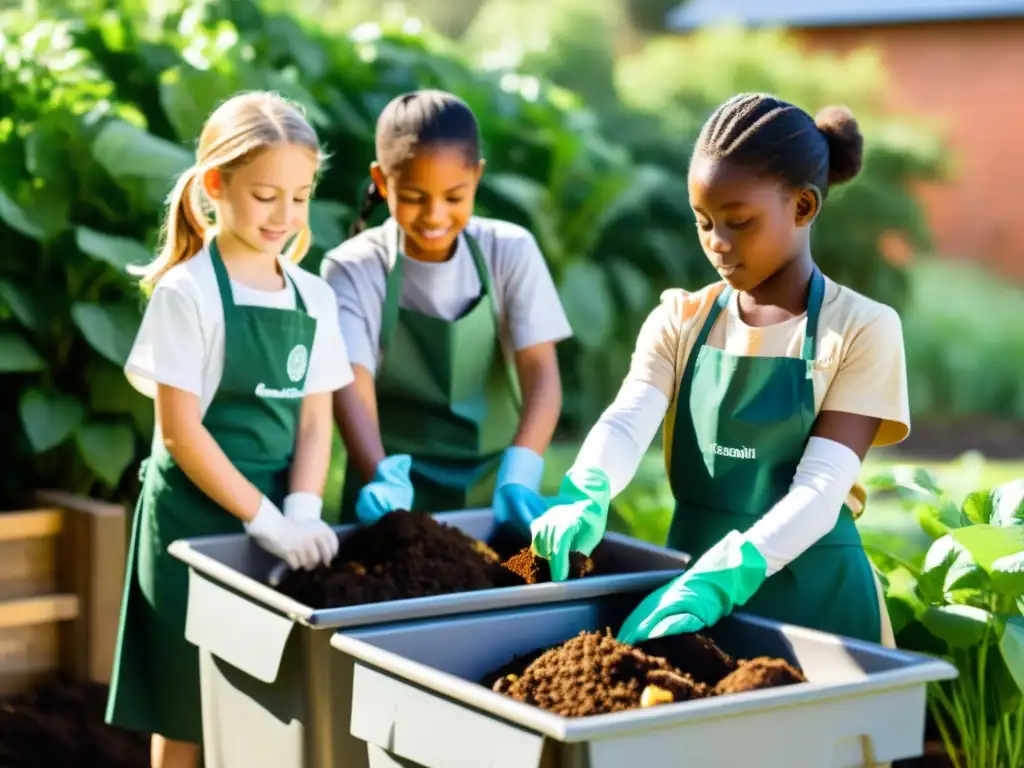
1;0;1020;541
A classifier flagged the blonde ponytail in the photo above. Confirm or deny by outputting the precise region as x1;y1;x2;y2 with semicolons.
132;167;208;294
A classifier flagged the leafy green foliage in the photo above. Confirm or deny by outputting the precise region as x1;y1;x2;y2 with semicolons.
0;1;941;506
868;470;1024;766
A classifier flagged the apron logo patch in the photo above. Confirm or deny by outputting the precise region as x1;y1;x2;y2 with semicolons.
707;442;756;460
286;344;309;383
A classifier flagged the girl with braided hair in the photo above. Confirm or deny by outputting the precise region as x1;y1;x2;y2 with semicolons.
533;93;910;650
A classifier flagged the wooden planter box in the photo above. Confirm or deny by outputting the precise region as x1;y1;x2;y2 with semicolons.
0;491;127;696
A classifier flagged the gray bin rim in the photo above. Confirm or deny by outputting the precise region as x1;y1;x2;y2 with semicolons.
329;611;958;743
167;507;691;629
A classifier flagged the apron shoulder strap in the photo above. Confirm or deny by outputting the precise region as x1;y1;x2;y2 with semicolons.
675;282;730;396
281;267;309;314
462;231;500;327
691;282;731;352
380;220;404;361
801;266;825;364
464;230;521;408
209;239;237;322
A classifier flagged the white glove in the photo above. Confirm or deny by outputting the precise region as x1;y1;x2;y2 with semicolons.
283;492;339;565
245;496;325;571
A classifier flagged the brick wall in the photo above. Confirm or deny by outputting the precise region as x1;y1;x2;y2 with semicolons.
796;19;1024;280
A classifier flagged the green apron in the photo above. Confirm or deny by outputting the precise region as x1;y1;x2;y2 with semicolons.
340;223;520;521
105;241;317;742
666;267;883;643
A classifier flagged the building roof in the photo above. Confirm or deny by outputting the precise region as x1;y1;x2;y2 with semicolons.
666;0;1024;31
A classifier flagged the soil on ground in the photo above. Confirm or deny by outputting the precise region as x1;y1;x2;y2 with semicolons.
486;629;806;717
0;679;149;767
274;511;596;608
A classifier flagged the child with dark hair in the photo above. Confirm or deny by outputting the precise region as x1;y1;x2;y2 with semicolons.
532;93;910;648
321;90;572;535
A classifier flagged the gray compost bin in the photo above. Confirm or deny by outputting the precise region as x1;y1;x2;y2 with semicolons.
167;510;691;768
330;592;958;768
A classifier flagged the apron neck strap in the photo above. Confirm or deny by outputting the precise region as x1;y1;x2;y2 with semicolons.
209;237;307;316
693;265;825;362
380;223;498;359
801;265;824;363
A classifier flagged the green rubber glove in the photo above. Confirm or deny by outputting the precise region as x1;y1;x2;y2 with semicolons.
616;531;768;645
529;466;611;582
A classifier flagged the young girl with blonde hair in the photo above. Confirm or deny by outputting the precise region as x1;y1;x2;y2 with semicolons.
105;91;352;768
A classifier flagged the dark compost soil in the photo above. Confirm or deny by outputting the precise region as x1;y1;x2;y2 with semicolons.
274;511;596;608
486;629;806;717
0;679;149;767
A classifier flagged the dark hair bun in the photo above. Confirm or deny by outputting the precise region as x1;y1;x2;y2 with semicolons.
815;105;863;185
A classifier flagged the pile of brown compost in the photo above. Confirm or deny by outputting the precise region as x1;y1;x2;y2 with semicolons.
0;679;149;767
274;510;596;608
485;629;806;717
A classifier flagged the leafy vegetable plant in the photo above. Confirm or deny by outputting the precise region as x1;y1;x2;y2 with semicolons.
868;469;1024;768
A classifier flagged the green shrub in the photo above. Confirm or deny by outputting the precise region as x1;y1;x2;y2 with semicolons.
868;469;1024;767
902;259;1024;421
0;2;945;506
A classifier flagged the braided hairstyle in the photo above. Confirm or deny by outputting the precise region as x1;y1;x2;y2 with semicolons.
694;93;864;204
348;90;481;237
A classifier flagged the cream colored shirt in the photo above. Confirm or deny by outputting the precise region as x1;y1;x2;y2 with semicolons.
627;276;911;514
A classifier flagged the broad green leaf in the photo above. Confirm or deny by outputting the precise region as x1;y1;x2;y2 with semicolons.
24;124;65;180
0;188;49;240
159;65;229;142
961;490;993;525
557;262;615;350
0;279;41;330
480;174;560;260
75;227;152;274
920;534;988;601
915;500;963;539
75;421;135;487
991;551;1024;597
264;70;332;127
868;465;943;498
1000;616;1024;694
990;479;1024;528
885;595;918;637
87;360;141;415
952;525;1024;572
0;333;46;372
265;14;328;79
309;200;351;249
881;565;926;617
321;87;374;139
92;120;192;182
894;618;949;656
71;302;141;366
607;259;652;317
18;389;85;453
921;604;994;648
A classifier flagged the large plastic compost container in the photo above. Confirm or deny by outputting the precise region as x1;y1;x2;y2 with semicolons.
330;592;958;768
167;510;691;768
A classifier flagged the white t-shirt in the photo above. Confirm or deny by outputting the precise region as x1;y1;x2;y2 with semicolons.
319;216;573;375
125;248;354;441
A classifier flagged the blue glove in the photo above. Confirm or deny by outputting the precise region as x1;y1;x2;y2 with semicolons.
530;466;611;582
492;447;546;538
355;454;415;525
616;531;767;645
